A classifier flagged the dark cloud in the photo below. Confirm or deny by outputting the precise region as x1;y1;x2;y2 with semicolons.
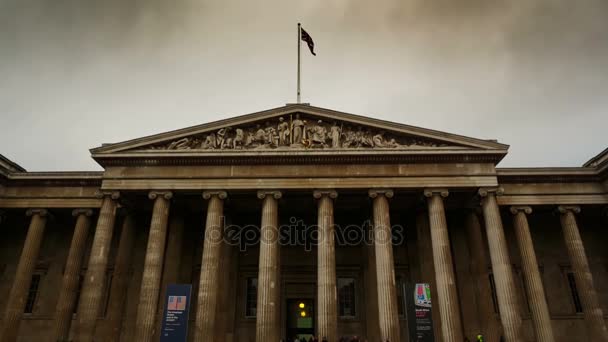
0;0;607;170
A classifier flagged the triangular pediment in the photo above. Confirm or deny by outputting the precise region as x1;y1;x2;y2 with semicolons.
91;104;507;156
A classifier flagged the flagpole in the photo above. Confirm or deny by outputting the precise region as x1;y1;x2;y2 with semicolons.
297;22;301;104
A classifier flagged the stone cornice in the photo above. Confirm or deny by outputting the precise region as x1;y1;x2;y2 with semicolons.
5;171;103;186
92;149;507;167
497;167;600;183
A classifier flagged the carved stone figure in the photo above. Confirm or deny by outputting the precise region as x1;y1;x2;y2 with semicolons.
254;124;265;145
310;120;327;147
292;114;304;145
373;132;385;148
202;133;217;149
217;127;231;149
330;122;341;148
168;137;191;150
233;128;244;149
277;117;290;146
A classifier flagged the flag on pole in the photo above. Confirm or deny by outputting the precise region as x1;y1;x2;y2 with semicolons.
300;27;316;56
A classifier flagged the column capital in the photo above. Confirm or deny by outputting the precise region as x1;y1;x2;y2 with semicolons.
510;206;532;215
557;205;581;215
313;189;337;199
478;187;504;197
26;208;48;217
423;188;449;198
368;188;394;199
72;209;94;217
148;191;173;200
257;190;282;200
202;190;228;200
95;190;120;200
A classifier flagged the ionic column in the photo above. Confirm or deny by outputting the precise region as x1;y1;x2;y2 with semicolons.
464;211;500;342
423;189;464;342
134;191;173;342
75;191;120;342
105;213;137;341
557;206;608;340
155;214;186;340
510;206;555;342
314;190;338;342
0;209;48;342
478;188;523;342
368;189;400;342
194;190;227;342
51;209;93;342
255;190;282;342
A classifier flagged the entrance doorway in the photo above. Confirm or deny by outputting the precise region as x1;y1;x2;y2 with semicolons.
286;298;315;340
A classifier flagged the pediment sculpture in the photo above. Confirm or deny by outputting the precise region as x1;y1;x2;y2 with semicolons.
137;114;450;151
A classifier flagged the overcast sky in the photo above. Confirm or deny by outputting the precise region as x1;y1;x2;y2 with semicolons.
1;0;607;171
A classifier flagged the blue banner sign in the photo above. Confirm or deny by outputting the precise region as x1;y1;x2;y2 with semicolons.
160;284;192;342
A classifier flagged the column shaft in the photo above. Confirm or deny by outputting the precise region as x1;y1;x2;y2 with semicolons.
464;211;500;342
255;190;282;342
511;207;555;342
369;189;400;342
315;191;338;342
194;191;226;342
105;214;137;342
479;189;523;342
75;193;119;342
558;206;608;340
155;215;185;340
134;191;172;341
415;212;444;340
51;209;93;342
0;209;48;342
425;190;464;342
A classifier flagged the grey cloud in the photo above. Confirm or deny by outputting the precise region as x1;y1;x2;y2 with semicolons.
0;0;606;170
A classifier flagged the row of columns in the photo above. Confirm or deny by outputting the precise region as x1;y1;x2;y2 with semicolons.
1;188;607;341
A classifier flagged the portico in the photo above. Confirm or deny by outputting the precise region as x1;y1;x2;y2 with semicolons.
0;104;607;342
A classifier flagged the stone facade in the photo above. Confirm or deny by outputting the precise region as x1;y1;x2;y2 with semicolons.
0;104;607;342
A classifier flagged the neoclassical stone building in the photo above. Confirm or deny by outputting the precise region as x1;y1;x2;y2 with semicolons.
0;104;607;342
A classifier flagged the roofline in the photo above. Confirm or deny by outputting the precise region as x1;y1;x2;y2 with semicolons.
496;167;601;183
4;171;103;187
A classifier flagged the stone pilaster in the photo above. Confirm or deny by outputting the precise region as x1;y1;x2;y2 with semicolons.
51;209;93;342
478;188;523;342
194;190;227;342
134;191;173;341
314;190;338;342
255;190;282;342
464;211;500;342
105;213;137;342
510;206;555;342
368;189;400;342
75;191;119;342
423;189;464;342
0;209;48;342
557;205;608;340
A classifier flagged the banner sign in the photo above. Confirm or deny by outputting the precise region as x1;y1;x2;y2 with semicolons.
160;284;192;342
405;282;435;342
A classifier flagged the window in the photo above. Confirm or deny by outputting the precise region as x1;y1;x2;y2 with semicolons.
338;277;356;317
24;274;41;314
245;277;258;317
395;276;405;316
489;273;499;313
566;272;583;313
